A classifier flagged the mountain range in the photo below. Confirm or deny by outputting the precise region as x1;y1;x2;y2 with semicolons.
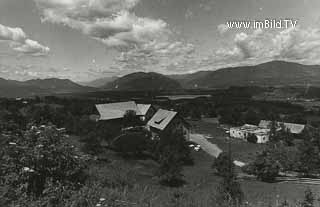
0;78;94;98
79;76;118;88
1;61;320;97
103;72;182;91
169;61;320;89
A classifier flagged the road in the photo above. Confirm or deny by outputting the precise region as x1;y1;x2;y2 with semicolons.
190;133;246;167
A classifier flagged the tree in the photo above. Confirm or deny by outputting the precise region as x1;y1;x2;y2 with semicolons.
269;120;279;143
122;110;143;128
300;189;315;207
156;130;191;186
247;134;257;143
214;152;244;206
158;144;184;186
245;109;259;125
248;147;281;182
0;125;87;200
212;152;236;176
81;131;103;155
112;129;151;156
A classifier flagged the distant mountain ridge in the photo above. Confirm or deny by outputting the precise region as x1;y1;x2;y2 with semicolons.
79;76;118;87
0;78;94;98
104;72;182;91
2;61;320;97
169;61;320;89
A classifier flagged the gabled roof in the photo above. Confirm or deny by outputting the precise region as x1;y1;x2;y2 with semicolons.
259;120;305;134
137;104;152;116
147;109;178;131
95;101;142;121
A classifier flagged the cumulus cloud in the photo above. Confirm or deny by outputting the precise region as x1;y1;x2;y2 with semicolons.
212;26;320;67
217;24;229;34
34;0;169;50
11;39;50;56
112;40;196;74
0;24;50;56
0;24;26;42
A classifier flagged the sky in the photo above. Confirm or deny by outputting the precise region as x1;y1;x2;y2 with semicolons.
0;0;320;82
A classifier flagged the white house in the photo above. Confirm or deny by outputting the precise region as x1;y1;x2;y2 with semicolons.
230;124;270;143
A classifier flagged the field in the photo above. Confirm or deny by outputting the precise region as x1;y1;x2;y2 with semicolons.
186;119;320;206
78;140;320;207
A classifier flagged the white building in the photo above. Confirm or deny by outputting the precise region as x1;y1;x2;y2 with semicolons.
230;124;270;143
259;120;305;134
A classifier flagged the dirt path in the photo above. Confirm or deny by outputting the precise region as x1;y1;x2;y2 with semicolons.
190;133;222;158
190;133;246;167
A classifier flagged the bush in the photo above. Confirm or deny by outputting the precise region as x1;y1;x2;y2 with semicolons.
212;152;235;177
158;145;184;187
0;125;87;203
213;152;244;206
247;148;281;182
156;130;191;186
246;134;257;143
112;129;151;155
123;110;143;128
81;131;103;155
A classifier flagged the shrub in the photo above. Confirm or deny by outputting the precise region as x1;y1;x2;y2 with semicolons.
112;129;151;156
246;134;257;143
0;125;87;202
81;131;103;155
213;152;244;207
212;152;235;177
156;130;191;186
300;188;315;207
123;110;143;128
248;149;281;182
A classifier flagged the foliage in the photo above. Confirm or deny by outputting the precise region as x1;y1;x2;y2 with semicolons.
156;130;191;186
297;127;320;175
245;145;281;182
112;128;151;155
300;188;315;207
0;125;87;203
212;152;236;177
214;152;244;207
123;110;143;128
245;109;260;125
81;131;103;155
247;134;258;143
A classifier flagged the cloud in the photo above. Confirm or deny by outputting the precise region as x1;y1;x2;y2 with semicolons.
217;24;229;34
0;24;26;42
112;40;196;74
34;0;169;50
11;39;50;56
0;24;50;56
197;26;320;71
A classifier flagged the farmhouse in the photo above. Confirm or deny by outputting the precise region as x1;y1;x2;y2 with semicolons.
95;101;155;122
147;109;191;140
230;124;270;143
259;120;305;134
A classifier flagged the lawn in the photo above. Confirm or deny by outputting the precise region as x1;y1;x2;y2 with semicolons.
69;126;320;207
186;120;320;206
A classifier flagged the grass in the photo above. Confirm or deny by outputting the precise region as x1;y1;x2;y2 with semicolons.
190;120;265;163
69;124;320;207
